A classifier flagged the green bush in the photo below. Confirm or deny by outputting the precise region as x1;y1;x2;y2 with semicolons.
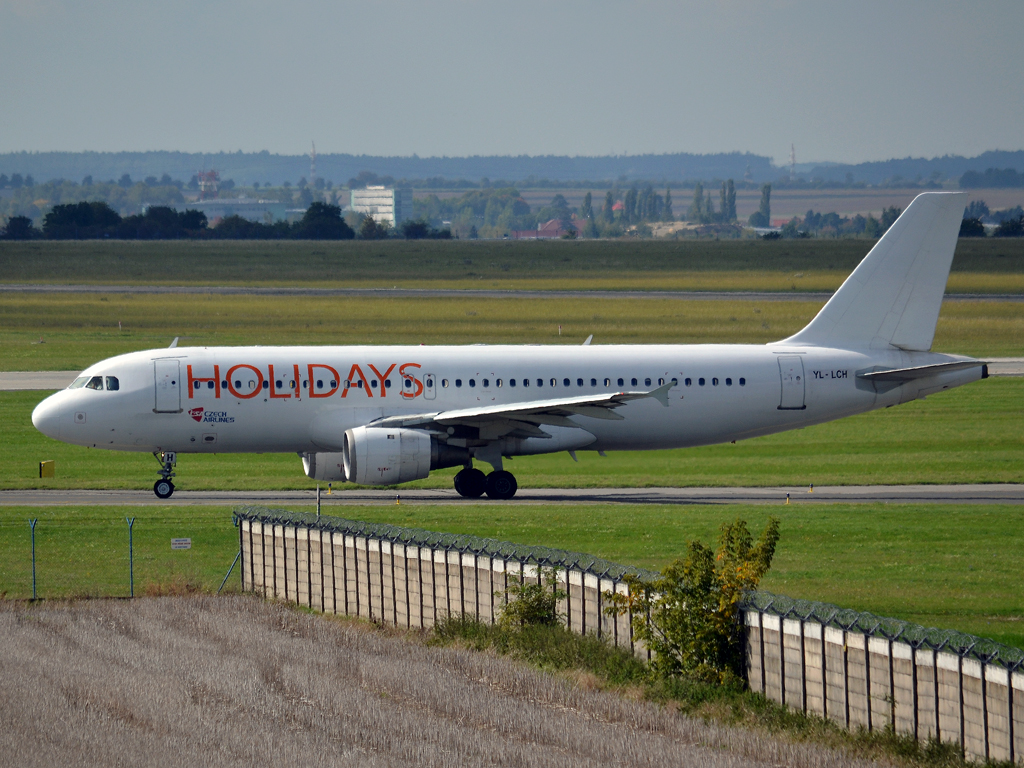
497;567;566;631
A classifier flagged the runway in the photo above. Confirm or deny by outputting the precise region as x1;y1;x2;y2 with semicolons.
3;282;1024;303
5;358;1022;391
2;485;1022;507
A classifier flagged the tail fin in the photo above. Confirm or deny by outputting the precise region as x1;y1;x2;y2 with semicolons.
775;192;966;351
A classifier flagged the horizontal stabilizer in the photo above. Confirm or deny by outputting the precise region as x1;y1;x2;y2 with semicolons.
776;192;966;352
857;360;985;382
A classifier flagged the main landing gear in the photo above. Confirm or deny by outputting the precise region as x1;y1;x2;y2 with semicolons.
454;467;518;500
153;451;177;499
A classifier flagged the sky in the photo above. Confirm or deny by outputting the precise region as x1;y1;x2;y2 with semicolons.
1;0;1022;165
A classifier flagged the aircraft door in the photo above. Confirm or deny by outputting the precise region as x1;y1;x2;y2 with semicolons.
777;355;806;410
154;359;182;413
423;373;436;400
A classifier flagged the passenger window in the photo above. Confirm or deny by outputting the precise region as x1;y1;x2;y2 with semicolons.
106;376;120;391
355;380;362;388
370;380;378;388
699;378;705;386
262;381;269;390
69;376;89;389
536;379;543;387
658;378;665;386
207;381;215;389
685;378;692;386
551;378;557;387
469;379;476;387
604;378;610;386
713;378;719;386
617;378;624;386
631;378;638;386
442;379;449;388
237;380;244;389
482;379;489;387
86;376;104;390
275;379;283;388
455;379;462;387
522;378;528;387
576;378;583;387
302;380;307;389
563;378;571;387
509;379;516;387
193;381;201;390
645;378;651;386
590;378;597;387
726;378;732;386
404;379;412;388
671;378;678;386
496;379;503;387
385;379;392;389
739;378;746;386
222;380;229;388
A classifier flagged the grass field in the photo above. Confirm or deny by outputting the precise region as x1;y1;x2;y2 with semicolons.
2;238;1023;291
4;377;1022;490
2;502;1021;649
2;292;1022;372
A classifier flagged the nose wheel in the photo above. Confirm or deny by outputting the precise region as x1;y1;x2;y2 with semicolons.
153;451;177;499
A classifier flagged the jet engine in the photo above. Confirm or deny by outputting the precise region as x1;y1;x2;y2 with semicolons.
342;426;469;486
301;451;347;482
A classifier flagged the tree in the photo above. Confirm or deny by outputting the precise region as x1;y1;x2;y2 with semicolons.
757;183;771;224
3;215;37;240
607;517;780;682
864;214;882;238
725;179;736;222
623;187;638;224
43;201;121;238
663;187;673;222
880;206;902;233
994;215;1024;237
603;190;614;222
118;173;133;188
498;568;567;631
295;202;355;239
359;215;390;240
959;218;986;238
580;192;593;221
689;182;704;222
965;200;989;220
81;175;93;187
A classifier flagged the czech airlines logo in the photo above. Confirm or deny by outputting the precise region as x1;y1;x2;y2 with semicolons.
187;407;235;424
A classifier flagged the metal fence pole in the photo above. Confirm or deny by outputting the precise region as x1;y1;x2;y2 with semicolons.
125;517;135;598
29;519;38;600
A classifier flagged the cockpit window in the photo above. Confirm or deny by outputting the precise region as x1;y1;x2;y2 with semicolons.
69;376;90;389
105;376;120;391
85;376;104;390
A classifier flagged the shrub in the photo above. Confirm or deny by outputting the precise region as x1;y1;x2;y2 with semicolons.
497;567;566;631
607;517;780;683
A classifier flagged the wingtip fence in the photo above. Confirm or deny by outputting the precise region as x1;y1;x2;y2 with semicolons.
233;505;1024;764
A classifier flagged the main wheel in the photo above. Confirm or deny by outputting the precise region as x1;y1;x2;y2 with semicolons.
453;467;486;498
154;479;175;499
485;470;517;500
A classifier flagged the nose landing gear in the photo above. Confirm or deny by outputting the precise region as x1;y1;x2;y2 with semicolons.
453;466;518;500
153;451;176;499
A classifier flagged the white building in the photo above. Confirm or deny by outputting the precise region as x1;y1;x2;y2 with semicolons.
349;186;413;227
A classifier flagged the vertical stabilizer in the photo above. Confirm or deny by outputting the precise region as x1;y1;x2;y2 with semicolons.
775;192;966;351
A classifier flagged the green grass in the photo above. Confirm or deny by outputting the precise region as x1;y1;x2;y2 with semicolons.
1;238;1023;290
5;377;1022;490
2;291;1022;371
0;505;239;600
2;501;1022;649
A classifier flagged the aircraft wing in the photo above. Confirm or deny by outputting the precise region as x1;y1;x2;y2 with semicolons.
369;381;673;438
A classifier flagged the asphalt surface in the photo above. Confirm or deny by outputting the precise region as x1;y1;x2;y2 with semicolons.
2;485;1022;507
3;283;1024;302
5;359;1022;392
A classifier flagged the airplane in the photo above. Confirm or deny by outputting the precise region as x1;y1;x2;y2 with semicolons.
32;192;987;500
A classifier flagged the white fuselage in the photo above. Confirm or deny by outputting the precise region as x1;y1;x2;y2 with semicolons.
31;343;982;456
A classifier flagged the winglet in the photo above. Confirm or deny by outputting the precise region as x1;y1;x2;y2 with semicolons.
168;337;179;349
582;335;593;346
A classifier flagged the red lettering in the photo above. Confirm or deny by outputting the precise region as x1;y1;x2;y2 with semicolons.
226;364;263;399
399;362;423;398
367;363;396;397
342;364;372;397
186;365;221;399
268;364;290;399
307;364;340;398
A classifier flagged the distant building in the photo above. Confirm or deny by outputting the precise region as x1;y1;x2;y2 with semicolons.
172;198;288;224
511;218;577;240
350;186;413;227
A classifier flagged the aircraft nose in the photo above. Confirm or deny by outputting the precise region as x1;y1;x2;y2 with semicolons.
32;394;63;440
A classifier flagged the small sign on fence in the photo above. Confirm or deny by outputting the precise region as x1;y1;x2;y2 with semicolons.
171;538;192;550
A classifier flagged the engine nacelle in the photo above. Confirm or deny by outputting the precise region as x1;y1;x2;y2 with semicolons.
343;427;468;486
301;451;346;482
